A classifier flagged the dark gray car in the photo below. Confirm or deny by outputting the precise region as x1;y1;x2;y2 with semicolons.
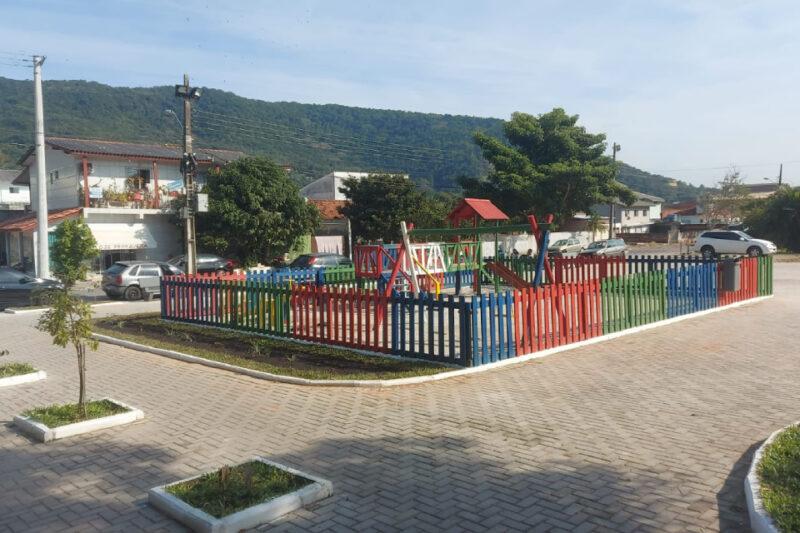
579;238;627;257
102;261;183;301
0;267;63;310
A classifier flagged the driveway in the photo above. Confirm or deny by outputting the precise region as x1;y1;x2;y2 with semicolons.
1;266;798;532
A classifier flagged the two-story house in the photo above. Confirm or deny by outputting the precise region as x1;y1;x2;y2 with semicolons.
0;137;243;271
0;169;30;217
592;191;664;234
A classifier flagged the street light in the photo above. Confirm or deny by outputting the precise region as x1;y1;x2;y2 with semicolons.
163;108;183;129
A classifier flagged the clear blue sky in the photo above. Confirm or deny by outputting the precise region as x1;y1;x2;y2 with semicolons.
1;0;798;186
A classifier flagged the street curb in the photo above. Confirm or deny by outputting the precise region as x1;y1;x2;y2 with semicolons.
12;398;144;443
148;457;332;533
745;421;798;533
94;295;772;388
0;370;46;388
4;301;125;315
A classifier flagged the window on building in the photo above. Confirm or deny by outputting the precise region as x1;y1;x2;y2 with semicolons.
8;187;19;194
125;168;151;189
49;170;59;184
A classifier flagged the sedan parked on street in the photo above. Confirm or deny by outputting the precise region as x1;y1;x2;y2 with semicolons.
0;267;63;310
548;238;584;257
579;238;627;257
102;261;184;301
691;230;777;259
168;254;237;275
289;253;353;268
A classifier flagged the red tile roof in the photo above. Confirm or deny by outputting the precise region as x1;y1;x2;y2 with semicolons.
309;200;347;220
447;198;509;225
0;208;82;232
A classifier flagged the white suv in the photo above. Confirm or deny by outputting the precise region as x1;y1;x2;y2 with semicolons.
691;230;776;258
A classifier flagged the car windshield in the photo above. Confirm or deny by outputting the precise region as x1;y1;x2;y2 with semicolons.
587;241;606;249
734;231;753;239
167;256;183;265
550;240;568;247
289;255;312;267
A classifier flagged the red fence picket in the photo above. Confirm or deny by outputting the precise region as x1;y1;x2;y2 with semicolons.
553;256;626;284
290;284;390;353
718;257;759;306
513;280;602;355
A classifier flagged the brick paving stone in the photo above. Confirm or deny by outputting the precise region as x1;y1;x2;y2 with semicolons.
0;266;798;531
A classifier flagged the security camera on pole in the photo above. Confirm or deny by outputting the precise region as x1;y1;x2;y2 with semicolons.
175;74;202;275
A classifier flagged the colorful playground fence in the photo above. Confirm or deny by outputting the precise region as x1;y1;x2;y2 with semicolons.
161;255;773;368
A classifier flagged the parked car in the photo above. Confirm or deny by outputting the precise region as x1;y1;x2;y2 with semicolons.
167;254;237;274
0;267;63;310
289;253;353;268
691;230;777;258
548;238;584;257
579;238;627;257
102;261;184;301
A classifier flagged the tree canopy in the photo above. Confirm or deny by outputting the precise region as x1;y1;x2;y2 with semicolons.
50;219;99;289
460;109;635;222
339;174;455;242
197;156;319;266
702;168;750;223
744;186;800;251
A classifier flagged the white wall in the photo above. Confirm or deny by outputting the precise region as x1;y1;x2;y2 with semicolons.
83;211;182;261
31;147;79;210
0;183;29;205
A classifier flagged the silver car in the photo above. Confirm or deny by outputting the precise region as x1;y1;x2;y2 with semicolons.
102;261;184;301
579;238;627;257
548;238;584;257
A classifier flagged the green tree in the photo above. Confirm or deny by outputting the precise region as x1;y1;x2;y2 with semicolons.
460;109;635;222
744;186;800;251
197;157;319;266
339;174;454;242
36;219;99;417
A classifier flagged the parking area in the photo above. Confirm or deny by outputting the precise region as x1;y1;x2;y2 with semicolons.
0;264;798;531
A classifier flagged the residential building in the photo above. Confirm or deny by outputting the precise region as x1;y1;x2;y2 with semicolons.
0;169;30;218
307;199;351;256
592;191;664;233
1;137;243;271
743;182;781;199
662;200;706;225
300;170;408;201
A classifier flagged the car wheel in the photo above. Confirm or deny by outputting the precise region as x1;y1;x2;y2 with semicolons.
124;286;142;301
700;245;715;260
747;246;762;257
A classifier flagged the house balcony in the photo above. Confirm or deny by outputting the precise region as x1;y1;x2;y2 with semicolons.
79;188;179;213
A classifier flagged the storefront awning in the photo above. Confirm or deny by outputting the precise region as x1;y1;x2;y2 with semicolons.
87;222;157;250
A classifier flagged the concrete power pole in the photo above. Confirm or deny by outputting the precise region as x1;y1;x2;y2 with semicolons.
608;142;621;239
33;55;50;279
175;74;201;274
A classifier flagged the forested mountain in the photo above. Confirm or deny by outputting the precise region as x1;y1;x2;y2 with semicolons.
0;76;701;201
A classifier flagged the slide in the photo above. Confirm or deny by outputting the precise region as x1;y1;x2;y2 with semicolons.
485;261;530;291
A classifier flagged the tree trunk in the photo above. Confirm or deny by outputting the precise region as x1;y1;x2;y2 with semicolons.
77;342;87;418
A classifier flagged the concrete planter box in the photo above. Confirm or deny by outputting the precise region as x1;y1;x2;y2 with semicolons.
745;422;799;533
12;398;144;443
0;370;46;388
148;457;333;533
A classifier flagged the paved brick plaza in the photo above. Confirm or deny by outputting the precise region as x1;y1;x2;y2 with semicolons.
1;264;798;532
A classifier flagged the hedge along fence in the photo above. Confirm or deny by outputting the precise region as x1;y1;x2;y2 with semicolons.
161;255;773;368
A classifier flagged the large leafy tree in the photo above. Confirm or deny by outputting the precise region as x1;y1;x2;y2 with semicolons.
702;168;750;224
37;219;99;417
744;186;800;251
460;108;635;222
197;157;319;266
339;174;454;242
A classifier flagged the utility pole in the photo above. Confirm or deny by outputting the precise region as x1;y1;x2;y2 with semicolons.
175;74;201;274
33;55;50;279
778;163;783;186
609;142;621;239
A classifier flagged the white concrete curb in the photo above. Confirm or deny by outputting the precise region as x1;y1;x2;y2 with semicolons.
94;295;772;388
148;457;333;533
745;421;798;533
4;301;125;315
0;370;46;388
13;398;144;443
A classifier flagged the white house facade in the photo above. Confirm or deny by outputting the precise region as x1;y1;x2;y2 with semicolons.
593;191;664;234
1;137;243;272
300;171;408;201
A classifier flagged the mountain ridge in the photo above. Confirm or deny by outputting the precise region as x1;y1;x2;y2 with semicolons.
0;76;702;202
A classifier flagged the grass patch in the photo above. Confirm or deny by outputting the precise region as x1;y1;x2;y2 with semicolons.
93;313;450;380
0;362;36;378
167;460;312;518
758;424;800;532
23;399;129;428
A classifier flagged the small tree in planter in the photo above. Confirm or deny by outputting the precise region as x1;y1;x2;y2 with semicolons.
36;219;98;417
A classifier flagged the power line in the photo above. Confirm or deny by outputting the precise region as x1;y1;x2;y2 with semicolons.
652;160;800;174
193;108;448;156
